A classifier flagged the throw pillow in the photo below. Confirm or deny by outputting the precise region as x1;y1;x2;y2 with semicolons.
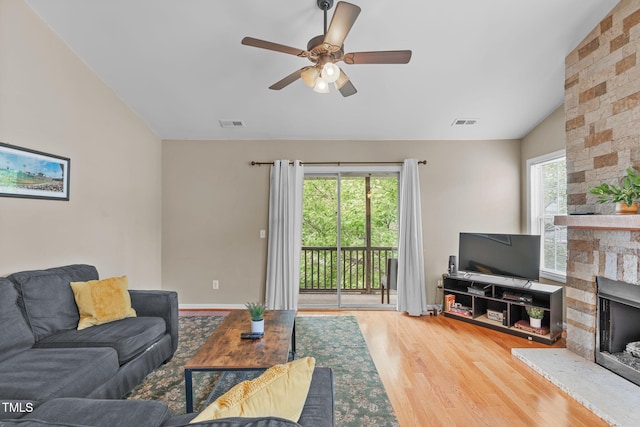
70;276;136;330
190;356;316;423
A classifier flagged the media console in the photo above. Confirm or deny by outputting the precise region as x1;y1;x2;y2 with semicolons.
443;272;563;344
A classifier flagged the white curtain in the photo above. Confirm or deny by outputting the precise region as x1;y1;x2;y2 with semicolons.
265;160;304;310
397;159;428;316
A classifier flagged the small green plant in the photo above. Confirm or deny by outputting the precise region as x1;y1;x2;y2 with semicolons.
589;167;640;206
245;302;266;321
526;306;545;319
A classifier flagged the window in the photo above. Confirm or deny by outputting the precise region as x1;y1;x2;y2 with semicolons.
527;150;567;282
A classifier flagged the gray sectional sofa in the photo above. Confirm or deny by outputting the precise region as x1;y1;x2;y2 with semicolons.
0;264;179;420
0;264;335;427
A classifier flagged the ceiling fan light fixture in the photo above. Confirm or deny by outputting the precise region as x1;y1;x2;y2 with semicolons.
313;77;330;93
301;67;319;88
321;62;340;83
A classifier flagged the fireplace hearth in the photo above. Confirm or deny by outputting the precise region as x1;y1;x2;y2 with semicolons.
597;276;640;387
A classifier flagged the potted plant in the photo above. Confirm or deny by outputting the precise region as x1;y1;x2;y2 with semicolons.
526;306;545;328
245;302;266;334
589;167;640;214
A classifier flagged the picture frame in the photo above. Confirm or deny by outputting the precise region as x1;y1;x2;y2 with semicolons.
0;142;70;200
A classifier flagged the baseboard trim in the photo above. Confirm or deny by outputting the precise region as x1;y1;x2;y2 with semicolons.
179;303;245;309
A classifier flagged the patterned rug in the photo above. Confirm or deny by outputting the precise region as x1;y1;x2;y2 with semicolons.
126;315;398;426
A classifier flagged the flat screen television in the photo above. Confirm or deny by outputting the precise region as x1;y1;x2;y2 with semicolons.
458;233;541;281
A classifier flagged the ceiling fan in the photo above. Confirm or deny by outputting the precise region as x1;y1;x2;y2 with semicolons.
241;0;412;97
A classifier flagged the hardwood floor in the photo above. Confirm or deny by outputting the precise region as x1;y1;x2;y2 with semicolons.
302;310;609;427
182;309;609;426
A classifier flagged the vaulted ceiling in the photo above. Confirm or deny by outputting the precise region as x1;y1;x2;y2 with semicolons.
25;0;619;140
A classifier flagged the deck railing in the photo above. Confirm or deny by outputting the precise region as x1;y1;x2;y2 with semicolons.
300;246;397;293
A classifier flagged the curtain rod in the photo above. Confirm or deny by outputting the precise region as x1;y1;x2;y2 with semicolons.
249;160;427;166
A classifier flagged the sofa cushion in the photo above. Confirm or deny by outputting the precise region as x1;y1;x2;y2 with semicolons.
70;276;137;330
0;347;119;401
13;398;172;427
8;264;99;341
0;278;35;363
34;316;166;365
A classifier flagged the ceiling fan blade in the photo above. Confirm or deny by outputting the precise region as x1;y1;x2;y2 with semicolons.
338;79;357;97
335;69;357;97
268;68;305;90
343;50;412;65
241;37;308;57
324;2;361;49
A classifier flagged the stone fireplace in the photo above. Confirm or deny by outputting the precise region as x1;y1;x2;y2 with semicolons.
560;0;640;368
553;221;640;362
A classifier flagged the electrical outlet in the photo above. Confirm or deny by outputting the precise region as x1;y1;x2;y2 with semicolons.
212;280;219;290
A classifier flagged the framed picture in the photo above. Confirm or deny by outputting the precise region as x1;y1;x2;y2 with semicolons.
0;142;70;200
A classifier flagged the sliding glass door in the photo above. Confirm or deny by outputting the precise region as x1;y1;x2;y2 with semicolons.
299;166;399;308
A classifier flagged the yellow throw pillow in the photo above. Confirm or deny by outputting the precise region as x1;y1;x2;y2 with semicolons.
190;356;316;423
70;276;136;330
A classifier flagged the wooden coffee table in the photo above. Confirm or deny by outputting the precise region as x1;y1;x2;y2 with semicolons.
183;309;296;413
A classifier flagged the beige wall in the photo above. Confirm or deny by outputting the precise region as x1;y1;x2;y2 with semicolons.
162;139;521;306
0;0;162;287
519;105;566;228
521;105;566;164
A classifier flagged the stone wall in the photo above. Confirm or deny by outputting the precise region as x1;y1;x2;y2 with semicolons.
564;0;640;361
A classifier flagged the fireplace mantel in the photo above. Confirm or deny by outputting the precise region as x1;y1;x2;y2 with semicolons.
554;215;640;230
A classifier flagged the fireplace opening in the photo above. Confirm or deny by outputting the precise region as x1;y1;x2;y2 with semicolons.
597;276;640;386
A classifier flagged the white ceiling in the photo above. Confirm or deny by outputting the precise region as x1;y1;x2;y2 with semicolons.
25;0;619;141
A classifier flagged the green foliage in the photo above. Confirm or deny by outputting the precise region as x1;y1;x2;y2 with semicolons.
302;178;338;246
589;167;640;206
302;176;398;247
245;302;265;321
526;306;545;319
300;175;399;291
369;178;400;246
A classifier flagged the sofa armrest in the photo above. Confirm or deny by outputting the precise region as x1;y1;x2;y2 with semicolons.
297;367;334;427
129;290;179;357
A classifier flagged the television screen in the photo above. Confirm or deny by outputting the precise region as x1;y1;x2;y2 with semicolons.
458;233;541;281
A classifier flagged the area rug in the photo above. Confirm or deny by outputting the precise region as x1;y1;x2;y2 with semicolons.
126;316;224;412
127;315;398;426
295;316;399;427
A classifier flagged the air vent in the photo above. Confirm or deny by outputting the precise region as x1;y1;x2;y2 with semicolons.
451;118;478;126
219;119;246;128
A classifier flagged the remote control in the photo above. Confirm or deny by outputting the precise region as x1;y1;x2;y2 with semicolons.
241;332;264;340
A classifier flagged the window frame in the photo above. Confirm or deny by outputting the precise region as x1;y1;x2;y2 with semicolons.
526;149;567;283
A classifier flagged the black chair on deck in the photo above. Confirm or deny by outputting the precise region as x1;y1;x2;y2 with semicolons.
380;258;398;304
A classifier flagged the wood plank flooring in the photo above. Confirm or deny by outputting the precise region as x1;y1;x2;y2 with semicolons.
182;309;609;426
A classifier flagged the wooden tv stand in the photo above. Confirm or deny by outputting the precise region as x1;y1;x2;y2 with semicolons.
443;272;563;344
